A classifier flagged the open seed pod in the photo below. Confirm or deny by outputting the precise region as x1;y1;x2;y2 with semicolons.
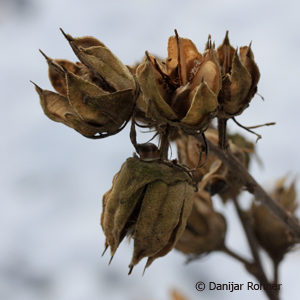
251;177;298;264
175;189;226;256
217;31;260;118
136;31;221;134
101;156;194;273
176;129;253;201
33;29;137;138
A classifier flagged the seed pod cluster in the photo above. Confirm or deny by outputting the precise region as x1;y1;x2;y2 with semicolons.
101;156;194;273
32;30;267;274
251;177;298;263
34;30;260;138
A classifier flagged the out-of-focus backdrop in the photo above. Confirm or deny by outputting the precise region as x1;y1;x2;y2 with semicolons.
1;0;300;299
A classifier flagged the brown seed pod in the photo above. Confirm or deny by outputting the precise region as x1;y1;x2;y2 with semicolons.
33;30;137;138
175;189;226;256
176;129;253;201
101;156;194;273
136;31;220;135
217;31;260;118
251;177;298;263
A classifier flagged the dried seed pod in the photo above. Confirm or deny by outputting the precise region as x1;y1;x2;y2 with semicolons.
217;31;260;118
101;156;194;273
251;177;298;263
136;31;220;134
176;129;253;201
33;30;137;138
175;189;226;255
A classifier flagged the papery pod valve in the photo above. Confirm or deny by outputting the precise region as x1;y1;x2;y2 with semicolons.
176;129;253;201
175;189;226;256
33;29;137;138
101;156;194;274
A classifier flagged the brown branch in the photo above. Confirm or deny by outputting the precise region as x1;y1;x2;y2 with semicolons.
159;125;170;160
199;137;300;239
217;117;228;149
221;245;252;266
232;197;279;300
273;260;280;285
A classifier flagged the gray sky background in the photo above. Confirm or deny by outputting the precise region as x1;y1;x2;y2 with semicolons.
1;0;300;299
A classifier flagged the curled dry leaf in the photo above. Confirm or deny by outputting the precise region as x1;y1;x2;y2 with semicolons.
33;30;137;138
101;156;194;273
251;177;298;263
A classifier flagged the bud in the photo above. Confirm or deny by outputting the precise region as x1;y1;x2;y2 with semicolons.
176;129;253;200
136;31;220;134
217;31;260;118
101;156;194;273
251;177;298;263
175;189;226;255
33;29;137;138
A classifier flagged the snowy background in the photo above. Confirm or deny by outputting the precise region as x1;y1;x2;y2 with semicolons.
1;0;300;299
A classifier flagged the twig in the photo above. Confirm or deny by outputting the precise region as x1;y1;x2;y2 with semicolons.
198;137;300;240
232;198;279;299
273;260;280;285
159;124;170;160
232;117;262;142
217;117;228;149
231;197;279;300
221;245;252;266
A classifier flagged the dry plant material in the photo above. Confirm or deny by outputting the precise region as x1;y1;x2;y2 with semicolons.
33;29;300;299
217;31;260;118
175;189;226;256
136;31;220;134
101;156;194;273
251;177;298;264
176;128;253;201
33;30;137;138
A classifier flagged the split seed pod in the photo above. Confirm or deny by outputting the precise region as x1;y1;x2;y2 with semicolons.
136;31;221;134
251;177;298;264
33;29;137;138
175;189;226;256
176;129;252;201
217;31;260;118
101;156;194;273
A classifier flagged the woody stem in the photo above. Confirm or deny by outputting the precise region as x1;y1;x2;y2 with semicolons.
218;117;228;149
221;245;252;266
160;124;170;160
232;197;279;300
273;260;280;285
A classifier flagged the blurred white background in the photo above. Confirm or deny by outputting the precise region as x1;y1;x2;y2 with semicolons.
1;0;300;299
